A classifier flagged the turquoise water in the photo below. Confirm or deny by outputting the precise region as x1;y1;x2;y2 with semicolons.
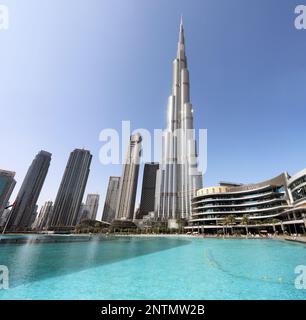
0;236;306;300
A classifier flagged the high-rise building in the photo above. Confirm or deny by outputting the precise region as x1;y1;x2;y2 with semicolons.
6;151;51;230
84;193;99;221
102;176;120;223
137;162;159;219
156;18;203;221
29;204;38;227
32;201;53;230
0;169;16;218
76;202;87;224
115;133;142;220
50;149;92;229
77;194;100;223
0;208;11;227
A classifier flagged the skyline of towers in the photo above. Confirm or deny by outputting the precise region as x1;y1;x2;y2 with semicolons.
0;169;16;218
102;176;121;223
6;150;52;230
50;149;92;229
115;133;142;220
1;20;204;228
137;162;159;219
156;18;203;220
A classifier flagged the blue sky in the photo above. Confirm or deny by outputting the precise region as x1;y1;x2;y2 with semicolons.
1;0;306;220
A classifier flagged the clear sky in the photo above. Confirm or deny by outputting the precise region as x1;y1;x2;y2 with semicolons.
1;0;306;220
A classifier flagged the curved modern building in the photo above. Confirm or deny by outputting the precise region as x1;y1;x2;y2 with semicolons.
186;171;306;234
284;169;306;231
288;169;306;206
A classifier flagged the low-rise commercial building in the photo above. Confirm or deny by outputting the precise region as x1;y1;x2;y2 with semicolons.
186;171;306;234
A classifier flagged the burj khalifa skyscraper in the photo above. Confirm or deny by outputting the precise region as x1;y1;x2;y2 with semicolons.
156;18;203;221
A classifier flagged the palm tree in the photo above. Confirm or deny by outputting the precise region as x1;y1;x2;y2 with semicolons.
222;215;236;235
241;214;250;235
222;218;227;235
228;215;236;234
271;218;280;233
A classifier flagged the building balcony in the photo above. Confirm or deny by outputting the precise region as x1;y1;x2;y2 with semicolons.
192;191;285;205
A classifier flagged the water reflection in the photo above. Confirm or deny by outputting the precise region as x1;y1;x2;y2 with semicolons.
0;236;190;288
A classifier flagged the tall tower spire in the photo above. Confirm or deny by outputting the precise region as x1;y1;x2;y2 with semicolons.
179;15;184;43
177;16;186;62
156;19;203;221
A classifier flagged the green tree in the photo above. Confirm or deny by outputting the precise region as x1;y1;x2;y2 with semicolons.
241;214;250;235
222;215;236;234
